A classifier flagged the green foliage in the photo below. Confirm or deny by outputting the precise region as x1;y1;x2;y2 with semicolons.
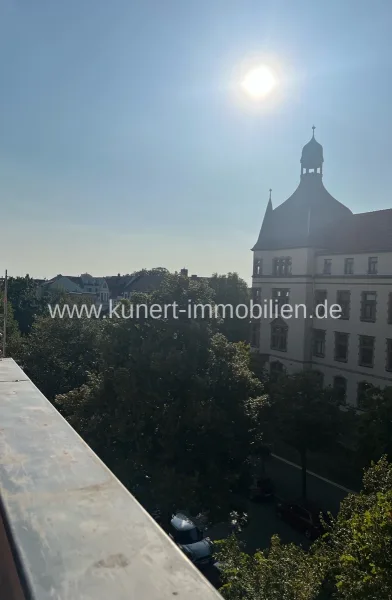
209;272;250;343
214;534;325;600
317;456;392;600
0;292;22;358
356;384;392;466
19;297;103;399
54;274;266;521
3;275;55;335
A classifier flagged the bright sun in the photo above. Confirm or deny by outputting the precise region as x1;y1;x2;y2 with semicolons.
241;65;277;99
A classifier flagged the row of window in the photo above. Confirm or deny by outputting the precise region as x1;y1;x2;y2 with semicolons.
251;320;392;372
323;256;378;275
314;289;382;322
252;287;392;323
269;362;374;408
253;256;380;276
313;330;392;371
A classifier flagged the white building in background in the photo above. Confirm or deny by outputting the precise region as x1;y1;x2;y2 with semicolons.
251;128;392;407
43;273;109;309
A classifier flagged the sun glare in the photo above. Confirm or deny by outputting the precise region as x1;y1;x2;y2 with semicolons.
241;65;277;99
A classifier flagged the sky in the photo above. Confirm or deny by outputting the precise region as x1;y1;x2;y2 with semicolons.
1;0;392;282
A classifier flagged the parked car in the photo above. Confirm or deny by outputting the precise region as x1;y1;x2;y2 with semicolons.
169;513;214;570
249;476;275;502
276;500;326;540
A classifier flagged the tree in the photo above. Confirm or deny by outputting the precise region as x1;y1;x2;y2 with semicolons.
270;371;344;500
0;293;22;358
19;297;103;399
355;384;392;466
2;275;55;335
317;456;392;600
54;273;266;522
208;272;250;343
214;534;325;600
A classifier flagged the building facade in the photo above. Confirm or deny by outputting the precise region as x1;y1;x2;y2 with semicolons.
251;129;392;406
43;273;109;308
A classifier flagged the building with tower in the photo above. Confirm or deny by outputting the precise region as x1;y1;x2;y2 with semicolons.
251;128;392;407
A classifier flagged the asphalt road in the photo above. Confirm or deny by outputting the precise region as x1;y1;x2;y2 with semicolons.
207;454;352;553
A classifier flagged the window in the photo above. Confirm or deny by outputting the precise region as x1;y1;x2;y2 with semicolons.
270;360;285;378
333;376;347;404
251;322;260;348
334;332;349;362
344;258;354;275
270;320;288;352
314;290;327;318
252;287;261;303
360;292;377;322
388;293;392;324
357;381;372;410
253;258;262;277
323;259;332;275
312;329;326;358
386;339;392;372
336;290;350;320
368;256;378;274
358;335;375;368
313;370;324;387
272;288;290;310
273;257;292;276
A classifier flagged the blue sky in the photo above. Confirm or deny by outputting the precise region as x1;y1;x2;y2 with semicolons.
1;0;392;281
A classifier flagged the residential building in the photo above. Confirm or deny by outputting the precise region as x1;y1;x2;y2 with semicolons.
42;273;109;308
251;128;392;406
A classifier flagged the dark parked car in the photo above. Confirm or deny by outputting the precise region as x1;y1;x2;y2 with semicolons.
169;513;214;570
249;476;275;501
276;500;326;540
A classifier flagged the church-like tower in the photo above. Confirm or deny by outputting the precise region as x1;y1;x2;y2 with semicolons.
300;125;323;178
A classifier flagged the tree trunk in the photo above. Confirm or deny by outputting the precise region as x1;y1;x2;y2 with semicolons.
300;449;307;501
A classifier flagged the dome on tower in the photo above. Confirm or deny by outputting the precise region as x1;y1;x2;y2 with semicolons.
301;127;323;169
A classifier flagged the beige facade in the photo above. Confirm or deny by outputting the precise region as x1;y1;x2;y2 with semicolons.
251;132;392;406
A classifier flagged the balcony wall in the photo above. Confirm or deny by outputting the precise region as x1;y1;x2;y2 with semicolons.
0;358;221;600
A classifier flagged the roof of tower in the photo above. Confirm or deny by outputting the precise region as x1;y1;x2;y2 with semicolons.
301;126;323;168
252;131;352;251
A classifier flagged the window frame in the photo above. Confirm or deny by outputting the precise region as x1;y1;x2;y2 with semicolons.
312;329;326;358
251;322;261;348
334;331;349;363
333;376;347;404
368;256;378;275
344;258;354;275
358;335;375;368
270;321;288;352
386;339;392;372
253;258;263;277
336;290;351;320
323;259;332;275
360;291;377;323
272;257;292;277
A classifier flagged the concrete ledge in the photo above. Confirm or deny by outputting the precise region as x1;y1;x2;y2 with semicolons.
0;359;221;600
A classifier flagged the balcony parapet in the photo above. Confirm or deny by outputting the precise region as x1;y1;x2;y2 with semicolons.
0;358;221;600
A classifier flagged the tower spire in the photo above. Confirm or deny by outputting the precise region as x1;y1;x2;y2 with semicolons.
312;125;316;138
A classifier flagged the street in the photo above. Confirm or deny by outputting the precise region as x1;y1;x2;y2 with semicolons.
207;454;352;553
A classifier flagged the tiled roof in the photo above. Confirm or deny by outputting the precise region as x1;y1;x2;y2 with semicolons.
320;209;392;253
